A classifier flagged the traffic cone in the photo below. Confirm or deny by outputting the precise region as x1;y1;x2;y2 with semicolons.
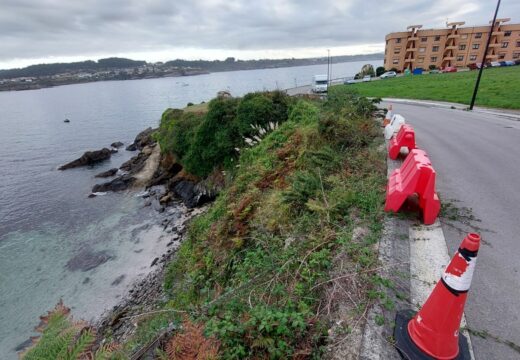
395;233;480;359
383;104;393;127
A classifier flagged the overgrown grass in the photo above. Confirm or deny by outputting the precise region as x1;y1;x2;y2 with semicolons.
127;91;387;358
337;66;520;109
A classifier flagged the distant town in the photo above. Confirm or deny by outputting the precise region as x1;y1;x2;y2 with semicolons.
0;54;383;91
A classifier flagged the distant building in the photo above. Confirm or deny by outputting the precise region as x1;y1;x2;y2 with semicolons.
384;18;520;71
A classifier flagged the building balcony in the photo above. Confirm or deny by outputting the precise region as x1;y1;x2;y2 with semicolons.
404;58;415;63
488;43;501;48
406;48;417;52
443;56;456;61
448;34;461;39
407;37;419;42
444;45;457;50
491;31;504;36
486;54;498;59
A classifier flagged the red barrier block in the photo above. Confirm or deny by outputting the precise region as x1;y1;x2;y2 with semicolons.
388;124;415;160
385;149;440;225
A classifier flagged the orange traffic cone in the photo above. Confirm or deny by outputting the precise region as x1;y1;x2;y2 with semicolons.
395;233;480;359
383;105;393;127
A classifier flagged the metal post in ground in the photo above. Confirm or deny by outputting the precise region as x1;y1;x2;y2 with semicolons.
469;0;501;110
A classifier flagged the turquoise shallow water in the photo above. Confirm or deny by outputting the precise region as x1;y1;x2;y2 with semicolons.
0;60;382;358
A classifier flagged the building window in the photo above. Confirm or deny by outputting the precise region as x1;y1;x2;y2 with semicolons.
517;41;520;47
419;47;426;53
459;44;466;50
504;31;512;37
470;55;478;61
430;56;437;62
432;45;439;52
475;32;482;39
394;47;401;54
457;55;464;61
502;42;509;48
393;58;399;64
498;53;506;59
513;52;520;59
421;37;427;42
461;34;468;39
396;38;401;44
434;35;441;41
472;44;480;49
418;57;424;63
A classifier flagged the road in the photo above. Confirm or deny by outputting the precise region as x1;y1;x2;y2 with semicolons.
384;101;520;360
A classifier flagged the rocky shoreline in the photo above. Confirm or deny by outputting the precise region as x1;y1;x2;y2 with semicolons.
56;125;222;349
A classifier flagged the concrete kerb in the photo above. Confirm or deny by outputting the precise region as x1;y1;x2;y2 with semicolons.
380;98;520;121
359;134;475;359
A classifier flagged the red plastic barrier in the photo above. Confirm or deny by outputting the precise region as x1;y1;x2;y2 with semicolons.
388;124;416;160
384;149;440;225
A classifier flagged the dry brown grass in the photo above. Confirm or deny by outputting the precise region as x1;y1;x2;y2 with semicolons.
165;318;220;360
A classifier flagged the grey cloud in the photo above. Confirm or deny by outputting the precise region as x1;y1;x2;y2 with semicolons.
0;0;519;64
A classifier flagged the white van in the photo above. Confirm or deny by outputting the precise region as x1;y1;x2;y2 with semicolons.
312;74;328;93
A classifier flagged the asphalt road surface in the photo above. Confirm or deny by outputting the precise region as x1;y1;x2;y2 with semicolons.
384;101;520;360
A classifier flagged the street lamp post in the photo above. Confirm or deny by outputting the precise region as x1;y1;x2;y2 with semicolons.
469;0;501;110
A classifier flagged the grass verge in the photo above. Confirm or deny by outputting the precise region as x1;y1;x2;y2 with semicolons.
338;66;520;109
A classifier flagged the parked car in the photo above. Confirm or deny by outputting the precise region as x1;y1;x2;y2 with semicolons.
362;75;371;82
441;66;457;73
429;69;440;74
380;71;397;79
490;61;501;67
505;61;515;66
413;68;424;75
344;78;359;85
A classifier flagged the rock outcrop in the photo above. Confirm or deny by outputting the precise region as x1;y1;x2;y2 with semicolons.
125;127;156;151
92;174;135;193
95;168;118;178
111;141;124;148
59;148;112;170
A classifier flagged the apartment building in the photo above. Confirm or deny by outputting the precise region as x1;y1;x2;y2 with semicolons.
384;18;520;71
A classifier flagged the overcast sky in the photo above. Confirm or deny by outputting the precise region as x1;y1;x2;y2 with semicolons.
0;0;518;69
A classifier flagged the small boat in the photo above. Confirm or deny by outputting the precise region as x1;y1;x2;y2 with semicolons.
64;118;70;123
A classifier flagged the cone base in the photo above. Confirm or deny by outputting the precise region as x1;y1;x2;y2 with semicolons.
394;310;471;360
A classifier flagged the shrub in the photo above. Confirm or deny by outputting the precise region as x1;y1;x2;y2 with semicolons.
183;97;240;177
376;66;386;77
429;64;437;71
156;108;203;161
235;91;291;137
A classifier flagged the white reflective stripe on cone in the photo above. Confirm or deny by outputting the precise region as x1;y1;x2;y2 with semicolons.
442;253;478;292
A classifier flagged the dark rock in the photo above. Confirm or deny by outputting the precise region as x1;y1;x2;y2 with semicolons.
95;168;118;178
110;148;118;154
14;338;34;352
63;119;70;123
111;141;124;148
151;257;159;267
172;180;216;208
126;127;156;151
92;174;135;193
66;249;114;272
120;152;149;175
111;275;126;286
59;148;112;170
88;193;96;198
83;277;91;284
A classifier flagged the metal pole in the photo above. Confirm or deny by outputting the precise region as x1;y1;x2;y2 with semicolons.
327;49;331;87
469;0;501;110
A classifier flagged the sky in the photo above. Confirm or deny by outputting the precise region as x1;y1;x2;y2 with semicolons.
0;0;518;69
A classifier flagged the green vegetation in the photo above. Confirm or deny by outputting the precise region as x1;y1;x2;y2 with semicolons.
156;91;292;178
20;302;122;360
23;90;387;359
340;66;520;109
149;90;387;358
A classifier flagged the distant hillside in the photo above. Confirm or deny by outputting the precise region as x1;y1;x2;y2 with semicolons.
0;54;383;79
164;53;384;72
0;57;147;79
